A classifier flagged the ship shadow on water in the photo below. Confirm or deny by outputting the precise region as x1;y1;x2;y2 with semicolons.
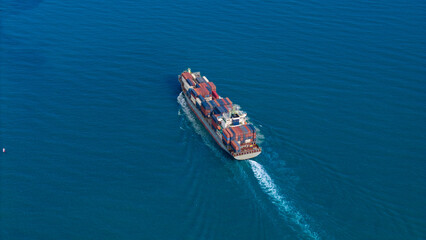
164;74;183;102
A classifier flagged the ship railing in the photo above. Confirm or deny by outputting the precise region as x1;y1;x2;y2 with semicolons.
233;148;261;156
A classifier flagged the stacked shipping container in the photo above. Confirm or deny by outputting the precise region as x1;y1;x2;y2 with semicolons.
222;124;257;148
182;72;193;80
182;71;255;153
181;70;259;157
200;97;233;117
231;140;241;152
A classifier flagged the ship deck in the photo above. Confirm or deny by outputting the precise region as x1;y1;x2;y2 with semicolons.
180;73;261;160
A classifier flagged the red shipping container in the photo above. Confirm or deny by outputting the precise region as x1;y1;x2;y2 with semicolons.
238;126;243;137
231;141;239;151
243;125;253;138
226;128;232;140
224;129;231;143
207;82;216;91
194;86;210;98
229;127;236;138
231;127;237;137
213;99;220;106
201;105;210;117
239;128;245;141
231;126;242;141
215;122;221;130
233;126;238;136
239;126;246;138
194;88;201;96
201;86;208;97
240;125;246;137
182;72;193;80
212;121;217;129
212;91;219;99
244;125;252;134
203;87;210;96
222;98;228;105
222;136;228;145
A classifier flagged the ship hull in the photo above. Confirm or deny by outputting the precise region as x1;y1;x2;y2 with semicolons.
234;151;261;160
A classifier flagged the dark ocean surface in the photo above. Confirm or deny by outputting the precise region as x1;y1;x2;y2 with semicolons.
1;0;425;239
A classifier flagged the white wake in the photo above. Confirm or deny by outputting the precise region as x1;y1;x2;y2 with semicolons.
178;92;321;239
249;160;320;240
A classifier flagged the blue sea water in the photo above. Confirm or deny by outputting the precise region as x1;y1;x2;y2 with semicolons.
1;0;425;239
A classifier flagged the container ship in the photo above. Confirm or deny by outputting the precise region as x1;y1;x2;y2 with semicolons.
179;68;261;160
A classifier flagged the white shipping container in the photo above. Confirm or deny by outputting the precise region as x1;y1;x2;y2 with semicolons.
183;80;190;91
196;98;202;106
245;139;251;143
191;73;196;79
191;95;196;104
203;76;209;82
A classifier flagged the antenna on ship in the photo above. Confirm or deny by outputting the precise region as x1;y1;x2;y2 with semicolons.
188;68;191;73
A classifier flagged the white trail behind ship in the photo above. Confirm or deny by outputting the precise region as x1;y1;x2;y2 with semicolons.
178;92;322;240
249;160;321;240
